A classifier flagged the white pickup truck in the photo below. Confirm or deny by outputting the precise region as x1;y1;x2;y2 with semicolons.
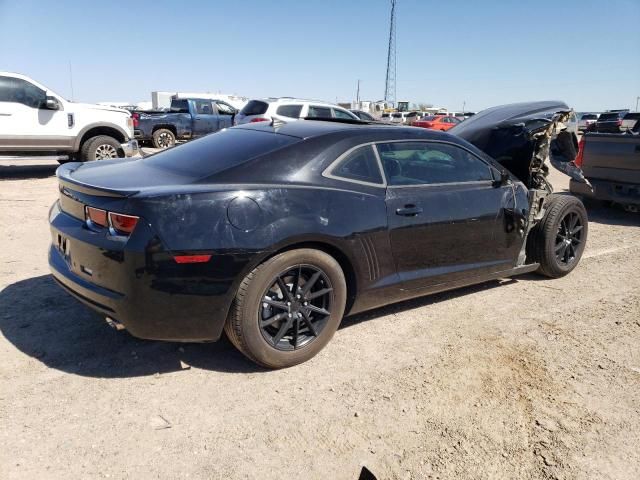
0;72;138;162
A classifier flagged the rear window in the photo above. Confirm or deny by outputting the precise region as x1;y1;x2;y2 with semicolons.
599;113;622;121
276;104;302;118
381;113;390;118
392;113;403;118
623;113;640;120
240;100;269;116
421;116;436;121
581;114;598;120
170;99;189;113
141;129;298;178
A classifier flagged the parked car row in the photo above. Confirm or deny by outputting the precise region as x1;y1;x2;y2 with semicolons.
582;110;640;133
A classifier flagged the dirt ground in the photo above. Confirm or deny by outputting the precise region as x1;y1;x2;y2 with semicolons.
1;159;639;480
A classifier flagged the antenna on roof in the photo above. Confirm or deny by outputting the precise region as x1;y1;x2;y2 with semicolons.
270;117;287;128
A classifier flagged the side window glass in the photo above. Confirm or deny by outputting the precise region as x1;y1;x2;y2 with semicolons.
308;106;332;119
333;109;354;119
276;104;303;118
0;76;46;108
330;145;383;185
215;101;235;115
377;142;493;186
195;100;213;114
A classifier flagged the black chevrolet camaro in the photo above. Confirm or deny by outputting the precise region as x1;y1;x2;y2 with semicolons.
49;101;590;368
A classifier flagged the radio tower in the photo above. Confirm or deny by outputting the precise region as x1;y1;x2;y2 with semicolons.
384;0;397;107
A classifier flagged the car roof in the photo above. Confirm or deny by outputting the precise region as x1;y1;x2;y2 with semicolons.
251;97;346;107
234;119;401;139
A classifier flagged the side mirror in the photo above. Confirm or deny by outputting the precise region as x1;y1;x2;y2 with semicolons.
45;95;61;110
493;169;510;187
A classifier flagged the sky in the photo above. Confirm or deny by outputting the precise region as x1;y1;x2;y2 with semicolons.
1;0;639;112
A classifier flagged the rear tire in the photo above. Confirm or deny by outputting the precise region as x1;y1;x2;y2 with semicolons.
81;135;121;161
527;194;588;278
152;128;176;149
225;249;347;368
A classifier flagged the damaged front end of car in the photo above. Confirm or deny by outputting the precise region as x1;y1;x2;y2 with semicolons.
451;101;592;231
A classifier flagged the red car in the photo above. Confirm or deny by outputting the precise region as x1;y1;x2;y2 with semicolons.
413;115;462;131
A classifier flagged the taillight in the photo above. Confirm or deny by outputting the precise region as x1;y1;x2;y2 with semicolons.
173;255;212;264
574;137;585;167
617;119;623;126
85;206;108;228
108;212;139;235
132;112;140;128
250;117;269;123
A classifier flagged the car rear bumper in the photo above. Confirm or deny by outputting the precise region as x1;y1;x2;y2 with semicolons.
570;178;640;204
48;202;236;342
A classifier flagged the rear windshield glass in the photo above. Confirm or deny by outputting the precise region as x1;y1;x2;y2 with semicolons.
240;100;269;116
141;128;298;178
623;113;640;120
392;113;403;118
598;113;621;121
421;116;436;121
581;114;598;120
170;99;189;113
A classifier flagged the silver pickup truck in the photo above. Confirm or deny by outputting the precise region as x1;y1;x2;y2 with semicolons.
570;126;640;212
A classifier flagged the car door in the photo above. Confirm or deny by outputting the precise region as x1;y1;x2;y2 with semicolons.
214;100;236;129
0;75;71;151
192;99;217;137
379;140;519;290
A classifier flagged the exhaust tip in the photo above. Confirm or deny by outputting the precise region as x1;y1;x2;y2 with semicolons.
105;317;126;331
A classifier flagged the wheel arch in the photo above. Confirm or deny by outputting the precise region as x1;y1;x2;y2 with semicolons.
75;123;128;151
152;124;177;135
229;239;359;320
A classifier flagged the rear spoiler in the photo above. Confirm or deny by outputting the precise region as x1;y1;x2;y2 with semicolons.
56;162;139;198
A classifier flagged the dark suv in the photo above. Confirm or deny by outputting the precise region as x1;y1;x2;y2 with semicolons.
590;110;629;133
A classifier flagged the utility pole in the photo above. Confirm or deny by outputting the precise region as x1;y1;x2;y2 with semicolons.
356;79;360;107
636;96;639;112
384;0;397;108
462;101;466;115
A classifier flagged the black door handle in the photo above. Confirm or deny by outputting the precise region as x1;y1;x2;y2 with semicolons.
396;204;423;216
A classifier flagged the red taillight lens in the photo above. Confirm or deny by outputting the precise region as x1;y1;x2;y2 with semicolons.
108;212;139;235
574;137;585;167
173;255;212;264
250;117;269;123
132;112;139;128
85;206;108;228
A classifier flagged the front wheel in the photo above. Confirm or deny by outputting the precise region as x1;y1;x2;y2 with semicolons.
225;249;347;368
527;194;588;278
82;135;122;161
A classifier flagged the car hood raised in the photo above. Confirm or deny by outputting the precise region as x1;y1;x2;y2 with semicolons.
450;101;589;190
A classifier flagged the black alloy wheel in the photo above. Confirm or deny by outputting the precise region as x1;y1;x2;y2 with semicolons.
259;265;333;351
224;248;347;368
527;194;588;278
554;211;584;266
